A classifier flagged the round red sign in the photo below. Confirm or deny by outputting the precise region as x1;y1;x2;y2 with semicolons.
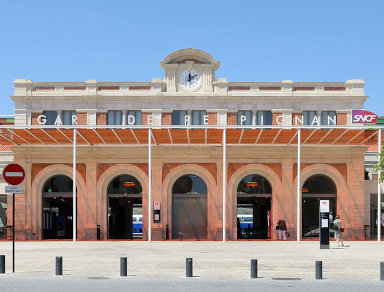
2;163;25;185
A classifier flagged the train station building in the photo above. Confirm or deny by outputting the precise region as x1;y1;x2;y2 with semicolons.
0;49;383;241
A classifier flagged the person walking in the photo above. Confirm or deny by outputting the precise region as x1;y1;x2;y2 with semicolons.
333;215;344;247
277;219;287;240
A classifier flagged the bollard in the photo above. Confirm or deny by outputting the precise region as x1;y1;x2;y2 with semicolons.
120;257;127;277
186;258;193;277
56;257;63;276
316;261;322;280
0;255;5;274
251;259;258;278
381;262;384;281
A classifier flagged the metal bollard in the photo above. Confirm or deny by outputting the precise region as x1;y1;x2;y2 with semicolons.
120;257;127;277
0;255;5;274
186;258;193;277
251;259;258;278
381;262;384;281
316;261;322;280
56;257;63;276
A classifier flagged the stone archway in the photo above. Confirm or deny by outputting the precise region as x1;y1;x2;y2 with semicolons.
97;164;148;240
163;164;217;240
228;164;282;240
293;164;348;239
31;164;86;240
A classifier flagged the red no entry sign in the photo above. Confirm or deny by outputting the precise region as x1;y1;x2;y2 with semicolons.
2;163;25;185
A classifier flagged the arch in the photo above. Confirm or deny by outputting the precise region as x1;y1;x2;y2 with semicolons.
172;174;208;240
160;49;220;69
163;164;217;240
228;164;282;240
293;164;348;239
31;164;86;240
97;164;148;240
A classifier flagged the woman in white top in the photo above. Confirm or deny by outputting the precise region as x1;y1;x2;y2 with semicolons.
333;215;344;247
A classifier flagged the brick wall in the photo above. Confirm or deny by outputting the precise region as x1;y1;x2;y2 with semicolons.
77;112;87;125
208;113;217;125
162;113;172;125
96;112;107;125
227;113;237;125
31;113;40;125
337;113;348;125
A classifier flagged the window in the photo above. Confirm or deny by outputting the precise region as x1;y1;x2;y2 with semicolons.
42;111;58;125
172;111;188;125
303;111;317;125
237;111;252;125
192;110;207;125
127;111;142;125
321;111;336;126
107;110;122;125
63;111;77;125
257;111;272;125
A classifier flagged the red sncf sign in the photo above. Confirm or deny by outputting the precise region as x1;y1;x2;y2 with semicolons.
2;163;25;185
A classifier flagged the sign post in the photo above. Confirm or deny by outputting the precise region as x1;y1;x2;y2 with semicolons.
2;163;25;273
319;200;330;249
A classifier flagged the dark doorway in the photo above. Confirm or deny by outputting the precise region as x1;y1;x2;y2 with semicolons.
172;174;207;240
301;174;337;238
42;175;74;239
107;175;142;239
237;174;272;239
0;195;7;239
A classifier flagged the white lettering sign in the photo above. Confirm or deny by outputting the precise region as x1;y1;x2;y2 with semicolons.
204;115;208;125
5;185;24;194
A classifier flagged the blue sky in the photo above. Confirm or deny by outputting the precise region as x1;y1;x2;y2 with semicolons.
0;0;383;115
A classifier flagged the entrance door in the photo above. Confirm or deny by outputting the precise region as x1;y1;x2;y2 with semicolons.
237;175;272;239
301;175;337;238
107;175;142;239
171;175;207;240
42;175;74;239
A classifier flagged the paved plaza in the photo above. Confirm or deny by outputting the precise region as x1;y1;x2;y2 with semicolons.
0;240;384;290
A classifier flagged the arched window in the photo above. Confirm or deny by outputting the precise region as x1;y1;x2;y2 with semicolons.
107;174;142;195
237;174;272;195
43;175;73;193
172;174;207;195
302;174;336;194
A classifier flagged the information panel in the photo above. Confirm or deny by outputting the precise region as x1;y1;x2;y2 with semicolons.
319;200;330;249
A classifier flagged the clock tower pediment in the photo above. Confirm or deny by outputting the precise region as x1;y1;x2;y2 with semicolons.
160;49;220;93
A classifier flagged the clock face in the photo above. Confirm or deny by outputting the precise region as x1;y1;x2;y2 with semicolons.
180;70;201;91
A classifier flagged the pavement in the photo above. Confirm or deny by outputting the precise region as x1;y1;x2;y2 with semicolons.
0;240;384;291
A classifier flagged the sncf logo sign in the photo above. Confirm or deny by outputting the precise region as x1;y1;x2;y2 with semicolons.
352;110;378;124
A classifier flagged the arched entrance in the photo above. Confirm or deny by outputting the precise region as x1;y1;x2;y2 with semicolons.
42;175;73;239
107;174;142;239
302;174;337;238
237;174;272;239
172;174;207;240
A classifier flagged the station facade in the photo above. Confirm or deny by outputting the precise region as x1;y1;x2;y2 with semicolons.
1;49;383;241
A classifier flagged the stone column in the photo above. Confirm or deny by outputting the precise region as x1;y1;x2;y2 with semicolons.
151;162;164;240
85;163;97;240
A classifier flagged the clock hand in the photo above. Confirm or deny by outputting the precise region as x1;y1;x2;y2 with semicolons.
188;72;191;82
191;74;197;80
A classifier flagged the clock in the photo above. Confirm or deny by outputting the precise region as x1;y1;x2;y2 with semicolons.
179;70;201;91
